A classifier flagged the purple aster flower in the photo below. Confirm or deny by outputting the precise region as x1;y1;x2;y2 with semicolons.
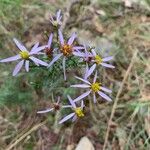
48;29;84;80
71;71;112;103
37;97;72;114
85;49;115;78
0;38;48;76
59;95;84;124
50;9;62;27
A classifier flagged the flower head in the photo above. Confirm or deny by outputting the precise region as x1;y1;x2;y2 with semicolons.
48;30;84;80
37;97;72;114
50;9;62;27
59;95;84;124
71;71;112;103
0;38;48;76
84;49;115;78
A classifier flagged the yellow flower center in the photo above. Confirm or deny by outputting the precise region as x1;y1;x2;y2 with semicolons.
95;55;102;64
19;51;29;60
74;108;84;117
52;21;59;27
61;44;72;56
91;82;101;92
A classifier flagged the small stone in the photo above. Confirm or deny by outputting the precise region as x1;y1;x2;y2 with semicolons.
75;136;95;150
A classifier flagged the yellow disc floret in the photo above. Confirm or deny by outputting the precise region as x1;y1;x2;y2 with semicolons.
74;107;84;117
19;51;29;60
91;82;101;92
95;55;102;64
61;44;72;56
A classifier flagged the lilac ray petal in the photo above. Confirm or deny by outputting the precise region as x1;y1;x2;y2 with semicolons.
67;95;76;108
62;57;66;80
58;29;64;45
12;60;24;76
93;93;97;103
30;42;39;53
30;56;48;66
37;108;54;114
25;60;29;72
74;90;91;102
75;76;91;85
56;9;61;21
97;91;112;102
71;84;90;88
73;46;84;51
48;33;53;48
30;45;47;55
101;86;112;93
87;64;96;78
84;63;89;79
47;53;63;68
13;38;27;51
62;105;72;108
102;56;114;62
59;113;75;124
81;100;85;109
0;55;21;62
56;96;61;104
101;63;115;68
67;32;76;45
72;115;77;122
91;49;96;56
93;71;97;83
73;51;85;57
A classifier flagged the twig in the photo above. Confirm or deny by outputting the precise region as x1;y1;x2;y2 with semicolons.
103;50;138;150
5;119;48;150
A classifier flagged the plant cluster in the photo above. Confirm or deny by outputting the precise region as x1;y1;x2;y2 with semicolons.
0;10;115;124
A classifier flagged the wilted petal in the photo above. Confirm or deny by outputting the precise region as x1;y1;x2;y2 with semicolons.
25;60;29;72
48;33;53;48
0;55;21;62
56;96;61;104
37;108;54;114
12;60;24;76
59;113;75;124
93;71;97;83
97;91;112;101
93;93;96;103
101;86;112;93
101;63;115;68
62;57;66;80
58;29;64;45
102;56;114;62
13;38;27;51
75;76;91;85
67;32;76;45
48;53;63;68
74;90;91;102
67;95;76;108
71;84;90;88
86;64;96;78
30;56;48;66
